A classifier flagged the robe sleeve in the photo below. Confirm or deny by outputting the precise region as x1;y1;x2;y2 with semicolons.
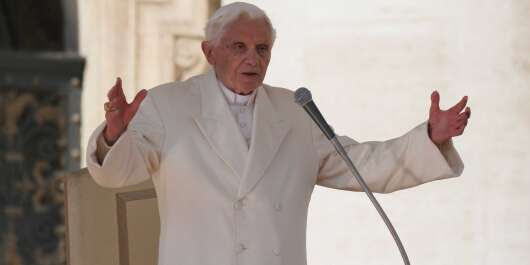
85;93;165;188
313;122;464;193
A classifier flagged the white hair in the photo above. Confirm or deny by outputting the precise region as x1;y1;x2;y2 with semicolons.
204;2;276;46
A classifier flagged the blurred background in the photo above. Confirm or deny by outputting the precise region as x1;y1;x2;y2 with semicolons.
0;0;529;264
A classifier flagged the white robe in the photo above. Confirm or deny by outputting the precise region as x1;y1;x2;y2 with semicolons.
86;71;464;265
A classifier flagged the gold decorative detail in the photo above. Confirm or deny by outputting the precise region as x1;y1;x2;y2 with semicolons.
69;77;80;88
5;93;37;141
70;113;81;124
69;149;80;159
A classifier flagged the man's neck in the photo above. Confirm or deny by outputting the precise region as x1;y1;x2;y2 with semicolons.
222;82;254;96
217;79;257;106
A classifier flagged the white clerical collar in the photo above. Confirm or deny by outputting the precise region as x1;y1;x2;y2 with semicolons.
217;79;258;107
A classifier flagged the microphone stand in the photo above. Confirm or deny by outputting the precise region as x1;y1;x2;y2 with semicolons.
329;137;411;265
294;87;410;264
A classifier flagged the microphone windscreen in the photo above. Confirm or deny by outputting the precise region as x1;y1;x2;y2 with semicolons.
294;87;312;105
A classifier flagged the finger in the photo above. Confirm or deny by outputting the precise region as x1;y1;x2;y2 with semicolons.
110;95;126;107
430;90;440;114
115;77;126;101
110;97;120;105
456;107;471;121
104;102;111;112
105;109;118;120
455;118;468;128
105;111;124;134
105;103;122;115
465;106;471;119
104;101;119;112
129;89;148;113
454;123;467;136
107;77;126;101
449;95;468;113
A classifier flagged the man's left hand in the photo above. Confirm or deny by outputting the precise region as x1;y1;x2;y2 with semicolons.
428;91;471;145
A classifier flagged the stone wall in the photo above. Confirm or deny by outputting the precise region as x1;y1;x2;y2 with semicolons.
79;0;214;164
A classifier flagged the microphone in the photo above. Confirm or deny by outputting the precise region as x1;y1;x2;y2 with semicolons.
294;87;335;140
294;86;411;265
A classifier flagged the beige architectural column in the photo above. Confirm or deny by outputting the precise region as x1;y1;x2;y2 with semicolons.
79;0;218;164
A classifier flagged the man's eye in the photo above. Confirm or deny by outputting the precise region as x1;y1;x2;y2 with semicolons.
231;43;246;52
257;46;269;55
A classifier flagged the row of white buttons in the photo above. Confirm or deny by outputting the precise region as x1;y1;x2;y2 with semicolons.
233;198;281;257
235;197;247;256
234;106;249;128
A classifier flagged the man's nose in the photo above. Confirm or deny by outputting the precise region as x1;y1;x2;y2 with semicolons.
243;49;259;66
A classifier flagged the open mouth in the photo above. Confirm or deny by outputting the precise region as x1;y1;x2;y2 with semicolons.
241;72;259;76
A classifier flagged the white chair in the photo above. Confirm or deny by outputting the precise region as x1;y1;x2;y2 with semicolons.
65;168;160;265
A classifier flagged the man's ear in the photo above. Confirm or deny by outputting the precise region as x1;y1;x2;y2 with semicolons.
201;41;215;65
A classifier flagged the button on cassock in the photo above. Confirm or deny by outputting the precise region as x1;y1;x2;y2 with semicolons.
273;247;280;256
237;243;248;254
233;197;247;210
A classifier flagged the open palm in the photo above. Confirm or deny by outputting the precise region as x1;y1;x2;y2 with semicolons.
428;91;471;145
104;78;147;144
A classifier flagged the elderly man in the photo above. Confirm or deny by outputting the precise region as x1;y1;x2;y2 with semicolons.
86;2;470;265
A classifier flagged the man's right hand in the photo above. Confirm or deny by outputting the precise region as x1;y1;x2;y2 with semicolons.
103;77;147;145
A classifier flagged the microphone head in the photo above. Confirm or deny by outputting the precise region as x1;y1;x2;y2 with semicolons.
294;87;312;105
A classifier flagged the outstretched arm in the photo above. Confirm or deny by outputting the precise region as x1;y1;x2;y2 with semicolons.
315;91;469;193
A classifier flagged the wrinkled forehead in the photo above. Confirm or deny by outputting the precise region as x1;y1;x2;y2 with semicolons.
219;15;273;44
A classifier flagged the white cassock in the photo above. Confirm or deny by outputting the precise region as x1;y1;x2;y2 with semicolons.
86;70;464;265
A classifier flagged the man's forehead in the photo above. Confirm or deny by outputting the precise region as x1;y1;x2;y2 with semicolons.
222;36;272;45
220;17;272;41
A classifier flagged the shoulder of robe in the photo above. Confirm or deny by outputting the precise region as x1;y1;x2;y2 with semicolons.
262;83;293;97
262;84;295;108
262;83;311;125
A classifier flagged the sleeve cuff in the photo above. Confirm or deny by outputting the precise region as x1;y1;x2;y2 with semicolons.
418;122;464;177
96;130;113;165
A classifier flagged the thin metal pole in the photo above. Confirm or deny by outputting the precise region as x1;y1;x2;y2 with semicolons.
330;137;411;265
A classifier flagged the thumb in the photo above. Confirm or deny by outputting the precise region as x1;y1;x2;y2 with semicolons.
430;90;440;114
129;89;148;113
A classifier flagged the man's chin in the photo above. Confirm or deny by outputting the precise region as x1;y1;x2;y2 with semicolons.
235;80;263;94
236;86;259;95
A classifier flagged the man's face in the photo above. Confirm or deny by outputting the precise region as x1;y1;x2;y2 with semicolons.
202;16;273;95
